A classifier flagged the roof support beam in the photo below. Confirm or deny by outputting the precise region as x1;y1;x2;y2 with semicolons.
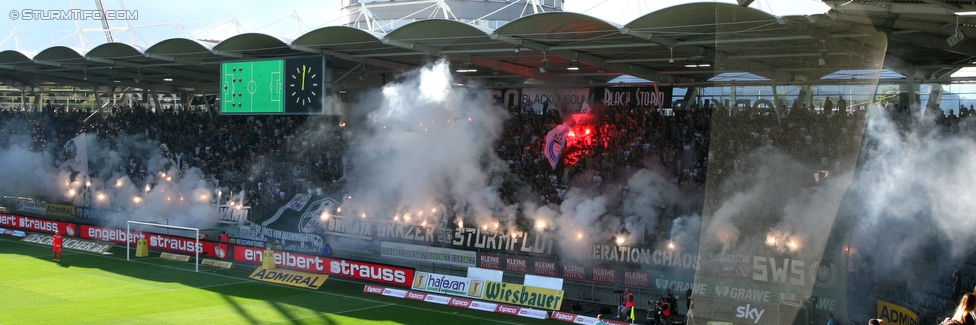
289;44;414;73
490;34;684;83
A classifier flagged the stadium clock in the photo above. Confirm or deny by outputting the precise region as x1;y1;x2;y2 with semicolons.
284;56;325;114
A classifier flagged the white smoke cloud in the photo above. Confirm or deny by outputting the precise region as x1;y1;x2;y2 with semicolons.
854;106;976;265
342;60;511;229
703;145;848;257
0;128;218;228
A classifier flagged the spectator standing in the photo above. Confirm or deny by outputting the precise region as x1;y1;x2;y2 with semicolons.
955;267;963;300
827;312;838;325
837;96;847;115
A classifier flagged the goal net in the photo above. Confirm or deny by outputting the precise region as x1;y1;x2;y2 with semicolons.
126;220;208;272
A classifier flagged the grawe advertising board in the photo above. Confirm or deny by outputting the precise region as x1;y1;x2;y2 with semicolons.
363;285;549;320
0;214;76;235
80;225;218;256
233;245;414;287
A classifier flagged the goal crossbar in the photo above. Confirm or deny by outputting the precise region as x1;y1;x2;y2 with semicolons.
126;220;202;272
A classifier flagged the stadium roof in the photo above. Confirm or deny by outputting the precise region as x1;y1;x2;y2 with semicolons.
0;1;974;94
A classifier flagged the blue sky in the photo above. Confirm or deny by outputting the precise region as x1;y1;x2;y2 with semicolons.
0;0;830;52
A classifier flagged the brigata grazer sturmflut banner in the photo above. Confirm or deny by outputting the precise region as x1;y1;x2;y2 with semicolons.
253;195;698;288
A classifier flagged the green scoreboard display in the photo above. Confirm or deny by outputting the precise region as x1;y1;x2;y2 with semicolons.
220;56;333;115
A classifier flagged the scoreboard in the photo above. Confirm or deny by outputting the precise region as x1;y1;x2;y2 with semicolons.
220;56;333;115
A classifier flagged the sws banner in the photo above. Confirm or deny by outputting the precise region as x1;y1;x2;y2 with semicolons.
249;267;327;290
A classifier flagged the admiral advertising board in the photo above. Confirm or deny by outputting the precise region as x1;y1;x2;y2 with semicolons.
248;267;327;289
876;300;917;325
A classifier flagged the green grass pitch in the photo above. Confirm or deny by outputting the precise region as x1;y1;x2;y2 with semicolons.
0;236;555;324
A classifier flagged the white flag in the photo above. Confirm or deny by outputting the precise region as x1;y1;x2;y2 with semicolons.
64;133;88;176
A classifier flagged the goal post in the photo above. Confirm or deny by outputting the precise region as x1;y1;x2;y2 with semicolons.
126;220;202;272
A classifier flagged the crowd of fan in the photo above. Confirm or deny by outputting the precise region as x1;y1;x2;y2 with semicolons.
495;103;710;206
5;96;963;218
0;104;347;216
706;99;868;190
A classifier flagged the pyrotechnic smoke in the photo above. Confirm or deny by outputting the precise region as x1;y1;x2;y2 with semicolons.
341;60;512;229
0;127;218;228
670;214;701;252
702;145;846;257
851;105;976;274
337;60;689;262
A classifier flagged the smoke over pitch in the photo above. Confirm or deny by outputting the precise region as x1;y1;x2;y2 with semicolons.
0;128;217;228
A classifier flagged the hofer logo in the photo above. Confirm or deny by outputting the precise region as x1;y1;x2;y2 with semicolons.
735;304;765;324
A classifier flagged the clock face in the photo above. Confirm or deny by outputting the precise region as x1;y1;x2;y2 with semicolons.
288;64;319;106
284;56;325;113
